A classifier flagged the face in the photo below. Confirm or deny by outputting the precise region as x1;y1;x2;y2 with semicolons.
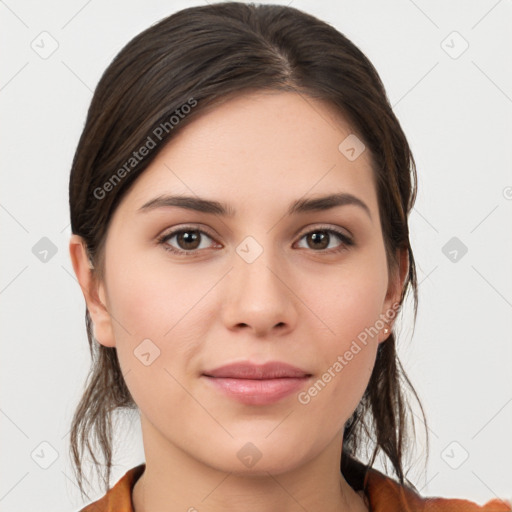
71;91;403;476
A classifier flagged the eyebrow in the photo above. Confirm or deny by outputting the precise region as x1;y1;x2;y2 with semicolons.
138;192;372;220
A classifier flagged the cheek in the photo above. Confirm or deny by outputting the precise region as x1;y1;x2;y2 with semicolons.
106;252;218;340
310;256;389;345
104;255;217;398
295;255;387;421
330;337;376;402
295;325;377;440
298;307;379;431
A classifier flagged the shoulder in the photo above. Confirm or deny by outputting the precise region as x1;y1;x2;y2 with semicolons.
364;467;511;512
77;464;145;512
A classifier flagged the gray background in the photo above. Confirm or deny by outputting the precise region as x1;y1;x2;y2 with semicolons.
1;0;511;510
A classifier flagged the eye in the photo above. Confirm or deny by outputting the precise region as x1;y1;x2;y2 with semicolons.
157;226;219;256
295;226;353;253
157;224;354;258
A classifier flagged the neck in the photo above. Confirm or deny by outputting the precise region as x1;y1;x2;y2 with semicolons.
131;415;368;512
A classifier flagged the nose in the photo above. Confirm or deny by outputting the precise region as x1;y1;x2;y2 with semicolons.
220;244;298;337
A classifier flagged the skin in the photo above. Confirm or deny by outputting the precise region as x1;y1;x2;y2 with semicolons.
70;91;407;512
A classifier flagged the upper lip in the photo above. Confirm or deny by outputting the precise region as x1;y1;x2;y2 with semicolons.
203;361;311;379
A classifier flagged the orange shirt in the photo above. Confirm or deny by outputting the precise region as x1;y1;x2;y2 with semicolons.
78;463;511;511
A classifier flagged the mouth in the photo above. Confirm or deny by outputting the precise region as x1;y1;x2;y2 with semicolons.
201;361;312;405
202;361;312;379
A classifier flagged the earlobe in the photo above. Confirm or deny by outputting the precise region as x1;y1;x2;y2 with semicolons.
69;234;116;347
381;326;391;343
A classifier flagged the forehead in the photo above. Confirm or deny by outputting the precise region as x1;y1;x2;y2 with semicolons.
114;91;377;217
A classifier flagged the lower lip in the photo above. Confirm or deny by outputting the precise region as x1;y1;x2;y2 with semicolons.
203;376;311;405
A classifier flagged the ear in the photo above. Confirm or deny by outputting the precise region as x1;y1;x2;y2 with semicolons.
379;247;409;343
69;234;116;347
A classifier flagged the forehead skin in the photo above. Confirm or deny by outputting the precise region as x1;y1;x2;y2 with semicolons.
106;91;380;248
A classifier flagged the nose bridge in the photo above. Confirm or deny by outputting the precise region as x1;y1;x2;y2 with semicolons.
221;233;297;334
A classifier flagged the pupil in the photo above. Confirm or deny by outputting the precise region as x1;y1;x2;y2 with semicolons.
309;231;328;249
178;231;200;250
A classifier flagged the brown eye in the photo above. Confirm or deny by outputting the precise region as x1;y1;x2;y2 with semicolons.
176;230;201;250
296;227;353;252
305;231;330;250
158;227;218;255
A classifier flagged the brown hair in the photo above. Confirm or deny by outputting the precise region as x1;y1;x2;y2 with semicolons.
69;1;428;500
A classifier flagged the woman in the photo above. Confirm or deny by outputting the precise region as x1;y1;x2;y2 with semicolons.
67;3;510;511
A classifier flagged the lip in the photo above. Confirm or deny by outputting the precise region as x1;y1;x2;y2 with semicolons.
203;361;311;379
202;361;312;405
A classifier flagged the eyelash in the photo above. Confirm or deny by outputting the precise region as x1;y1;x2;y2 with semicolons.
156;224;354;257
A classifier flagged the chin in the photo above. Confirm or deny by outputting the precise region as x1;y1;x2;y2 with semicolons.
201;440;311;477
